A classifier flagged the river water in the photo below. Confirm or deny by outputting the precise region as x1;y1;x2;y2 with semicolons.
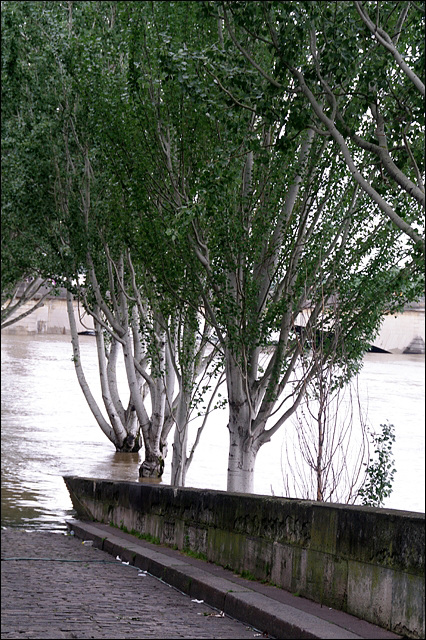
1;333;424;531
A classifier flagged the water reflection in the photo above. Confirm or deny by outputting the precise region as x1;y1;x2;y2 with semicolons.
1;333;425;531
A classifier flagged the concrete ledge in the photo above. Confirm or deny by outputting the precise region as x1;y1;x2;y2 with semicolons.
66;519;401;639
64;477;424;638
224;591;360;640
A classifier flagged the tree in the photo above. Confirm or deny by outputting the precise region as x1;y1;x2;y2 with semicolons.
1;1;64;329
281;293;370;504
2;1;422;495
0;1;160;468
1;0;224;481
55;1;226;481
163;301;225;486
149;0;420;492
72;0;419;492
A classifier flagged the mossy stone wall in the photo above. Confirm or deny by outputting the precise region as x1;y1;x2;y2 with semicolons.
64;476;425;638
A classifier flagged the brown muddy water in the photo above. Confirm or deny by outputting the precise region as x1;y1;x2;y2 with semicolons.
1;333;424;531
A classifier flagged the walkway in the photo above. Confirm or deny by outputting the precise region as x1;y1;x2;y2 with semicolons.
1;523;403;639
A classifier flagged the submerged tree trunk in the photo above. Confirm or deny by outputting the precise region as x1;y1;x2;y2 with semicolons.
121;308;172;479
139;445;166;478
67;290;143;452
67;290;118;446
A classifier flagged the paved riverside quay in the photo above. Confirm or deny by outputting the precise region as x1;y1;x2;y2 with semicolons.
1;522;403;640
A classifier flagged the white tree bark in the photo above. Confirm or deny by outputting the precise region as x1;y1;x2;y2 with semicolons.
170;391;190;487
66;290;118;445
225;351;260;493
94;312;128;449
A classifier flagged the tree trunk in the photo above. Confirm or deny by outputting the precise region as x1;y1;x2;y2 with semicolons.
94;315;128;449
227;422;259;493
139;443;166;478
170;391;190;487
316;425;324;501
225;349;260;493
66;290;119;447
120;311;170;479
121;406;142;452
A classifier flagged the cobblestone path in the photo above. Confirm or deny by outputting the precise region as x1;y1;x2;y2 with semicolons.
1;529;264;639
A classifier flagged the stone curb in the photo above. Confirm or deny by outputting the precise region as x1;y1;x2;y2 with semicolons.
67;519;400;640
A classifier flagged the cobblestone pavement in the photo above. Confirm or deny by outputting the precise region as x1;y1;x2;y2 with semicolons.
1;529;266;639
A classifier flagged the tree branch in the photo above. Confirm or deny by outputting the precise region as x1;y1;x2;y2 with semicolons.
354;1;425;97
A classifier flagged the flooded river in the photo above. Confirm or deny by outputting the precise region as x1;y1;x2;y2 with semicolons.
1;333;424;531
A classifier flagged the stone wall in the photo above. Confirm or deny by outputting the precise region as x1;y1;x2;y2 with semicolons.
295;306;425;354
64;476;425;638
4;296;424;353
2;298;93;335
375;310;425;354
